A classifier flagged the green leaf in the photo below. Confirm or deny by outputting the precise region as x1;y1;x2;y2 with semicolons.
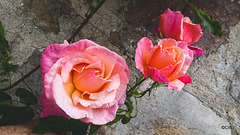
1;56;18;73
196;9;222;37
87;0;93;3
185;0;222;37
0;78;9;82
32;116;89;134
117;108;126;113
0;72;8;76
106;115;124;125
15;88;38;105
0;39;9;51
0;100;13;115
89;124;102;135
89;5;96;15
121;116;131;124
193;10;202;24
0;21;9;51
96;0;100;6
0;91;12;102
0;106;35;126
0;21;4;40
0;91;12;115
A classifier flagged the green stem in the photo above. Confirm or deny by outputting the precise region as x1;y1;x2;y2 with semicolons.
127;75;146;97
131;96;138;118
137;81;162;98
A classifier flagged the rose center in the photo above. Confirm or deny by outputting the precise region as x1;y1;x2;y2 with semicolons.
72;69;109;93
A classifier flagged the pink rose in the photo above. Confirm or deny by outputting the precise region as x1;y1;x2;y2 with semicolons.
40;40;129;125
158;8;203;56
135;37;193;91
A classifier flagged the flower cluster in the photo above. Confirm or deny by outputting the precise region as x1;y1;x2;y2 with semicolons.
136;8;203;91
40;9;203;126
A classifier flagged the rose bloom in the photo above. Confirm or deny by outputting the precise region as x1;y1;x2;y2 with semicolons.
135;37;193;91
158;8;203;56
40;39;129;125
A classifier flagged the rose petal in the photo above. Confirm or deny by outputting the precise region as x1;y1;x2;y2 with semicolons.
41;42;68;76
158;38;178;49
73;69;111;93
135;37;154;78
168;79;185;91
72;89;117;108
176;41;194;76
148;45;176;70
43;59;63;99
183;21;203;45
188;46;204;56
61;58;91;83
178;73;192;85
159;64;177;77
59;39;97;58
168;41;193;80
84;46;117;79
52;74;94;119
147;66;169;84
89;74;120;100
159;8;183;41
80;103;118;125
40;88;69;118
183;17;192;23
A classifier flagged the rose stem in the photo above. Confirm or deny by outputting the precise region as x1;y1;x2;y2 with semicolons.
67;0;107;43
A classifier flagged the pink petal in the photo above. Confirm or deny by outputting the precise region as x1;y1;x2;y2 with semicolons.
52;74;94;119
114;53;130;84
114;84;127;105
40;88;69;118
168;41;193;80
159;64;177;77
61;58;91;83
158;38;178;49
80;103;118;125
159;8;183;41
135;37;154;78
44;52;101;99
84;46;117;79
72;89;117;108
147;66;169;84
40;42;68;76
183;21;203;45
168;79;185;91
183;17;192;23
148;45;175;70
43;59;63;99
73;69;110;93
90;74;121;100
111;61;130;85
59;39;97;58
178;73;192;85
177;41;194;75
188;46;204;56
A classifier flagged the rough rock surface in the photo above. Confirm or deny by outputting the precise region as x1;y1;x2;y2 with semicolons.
0;0;239;134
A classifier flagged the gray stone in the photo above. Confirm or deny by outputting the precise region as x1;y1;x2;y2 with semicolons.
99;80;231;135
231;66;240;102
